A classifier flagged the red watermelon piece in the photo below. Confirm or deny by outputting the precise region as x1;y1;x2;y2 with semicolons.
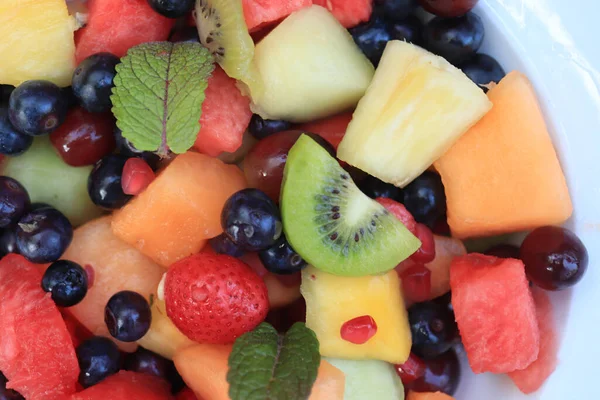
0;254;79;400
75;0;175;63
312;0;373;28
508;287;558;394
296;111;352;149
450;254;540;374
70;371;174;400
194;67;253;157
243;0;312;32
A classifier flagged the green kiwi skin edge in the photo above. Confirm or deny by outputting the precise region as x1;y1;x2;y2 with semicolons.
280;134;421;277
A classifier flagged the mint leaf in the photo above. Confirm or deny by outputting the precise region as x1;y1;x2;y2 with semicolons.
111;42;214;157
227;323;320;400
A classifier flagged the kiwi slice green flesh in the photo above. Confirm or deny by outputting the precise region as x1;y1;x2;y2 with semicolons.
281;135;421;277
194;0;263;96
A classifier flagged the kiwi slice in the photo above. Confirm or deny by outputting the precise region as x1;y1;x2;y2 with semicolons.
281;135;421;277
194;0;263;96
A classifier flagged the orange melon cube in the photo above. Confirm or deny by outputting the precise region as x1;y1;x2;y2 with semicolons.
112;152;246;267
407;391;455;400
56;216;165;352
174;344;345;400
434;71;572;239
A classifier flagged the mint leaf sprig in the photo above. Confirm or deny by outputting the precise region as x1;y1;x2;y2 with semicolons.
227;322;321;400
111;42;214;158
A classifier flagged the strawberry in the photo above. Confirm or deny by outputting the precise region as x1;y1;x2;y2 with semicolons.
164;252;269;344
376;197;417;235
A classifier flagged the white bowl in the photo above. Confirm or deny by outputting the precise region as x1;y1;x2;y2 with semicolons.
456;1;600;399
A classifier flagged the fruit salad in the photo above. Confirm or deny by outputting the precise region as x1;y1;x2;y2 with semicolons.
0;0;589;399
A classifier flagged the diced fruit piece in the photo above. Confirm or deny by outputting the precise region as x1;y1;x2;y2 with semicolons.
434;72;573;238
112;152;246;267
55;216;164;352
325;358;405;400
296;112;353;149
313;0;373;28
450;254;539;373
164;253;269;344
301;265;412;363
75;0;175;63
242;0;311;31
337;40;491;188
174;344;344;400
0;0;77;87
137;294;196;360
282;135;421;276
407;391;455;400
2;136;103;226
251;5;375;123
194;67;252;157
0;254;79;400
507;288;558;394
70;371;173;400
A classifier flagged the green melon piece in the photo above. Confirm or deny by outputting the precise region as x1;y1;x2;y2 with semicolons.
2;136;103;226
325;358;404;400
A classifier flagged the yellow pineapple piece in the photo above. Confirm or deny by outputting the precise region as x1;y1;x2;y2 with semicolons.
301;266;411;364
0;0;77;87
337;40;492;188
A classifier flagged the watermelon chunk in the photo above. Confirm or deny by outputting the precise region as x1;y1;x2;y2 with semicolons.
243;0;312;32
194;67;253;157
450;254;540;373
70;371;173;400
75;0;175;63
312;0;373;28
0;254;79;400
507;287;558;394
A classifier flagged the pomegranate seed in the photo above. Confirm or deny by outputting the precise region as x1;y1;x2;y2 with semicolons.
400;264;432;303
376;197;417;235
410;223;436;264
395;353;427;385
121;158;155;195
340;315;378;344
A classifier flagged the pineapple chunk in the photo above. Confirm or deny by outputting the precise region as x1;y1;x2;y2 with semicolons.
301;266;411;364
337;41;492;187
251;5;375;123
0;0;77;87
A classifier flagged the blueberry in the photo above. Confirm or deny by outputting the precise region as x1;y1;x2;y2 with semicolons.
349;18;391;66
259;234;306;275
60;86;79;109
0;371;24;400
459;53;506;92
374;0;418;21
408;301;458;359
248;114;292;140
0;176;30;227
0;227;18;258
114;128;160;170
358;175;403;202
124;347;172;380
389;15;423;45
423;12;484;64
402;171;446;228
42;260;88;307
221;188;282;252
15;207;73;263
72;53;119;113
88;154;132;210
147;0;195;18
30;202;53;211
8;80;68;136
0;108;33;155
76;337;121;388
169;27;200;43
209;233;245;257
105;290;152;342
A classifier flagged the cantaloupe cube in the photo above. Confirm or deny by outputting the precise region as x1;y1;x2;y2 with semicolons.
112;152;246;267
407;391;455;400
301;266;411;364
434;71;572;239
